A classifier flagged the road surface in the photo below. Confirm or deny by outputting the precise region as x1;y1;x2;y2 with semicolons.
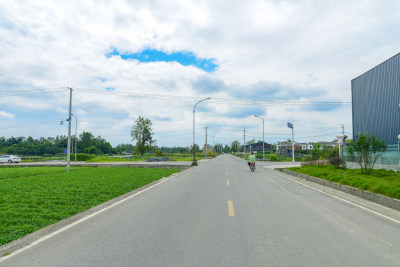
1;154;400;266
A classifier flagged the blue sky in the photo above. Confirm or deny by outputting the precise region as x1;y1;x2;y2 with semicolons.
107;48;218;72
1;0;399;147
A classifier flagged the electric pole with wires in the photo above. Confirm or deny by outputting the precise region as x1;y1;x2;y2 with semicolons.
67;87;72;172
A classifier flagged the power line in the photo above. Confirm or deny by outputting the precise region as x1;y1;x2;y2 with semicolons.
0;119;66;130
1;86;352;107
72;87;351;107
0;87;67;96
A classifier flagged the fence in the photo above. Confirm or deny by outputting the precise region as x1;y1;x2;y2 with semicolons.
343;144;399;166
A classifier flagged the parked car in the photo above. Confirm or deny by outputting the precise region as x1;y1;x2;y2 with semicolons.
0;155;21;163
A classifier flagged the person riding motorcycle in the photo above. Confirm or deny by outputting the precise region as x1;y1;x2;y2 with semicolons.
247;152;256;170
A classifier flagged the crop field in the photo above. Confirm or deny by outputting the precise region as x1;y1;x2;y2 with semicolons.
0;167;180;246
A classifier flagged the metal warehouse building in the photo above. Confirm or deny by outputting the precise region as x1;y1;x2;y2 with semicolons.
352;52;400;145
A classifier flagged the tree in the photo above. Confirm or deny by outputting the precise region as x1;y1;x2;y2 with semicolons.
347;133;387;173
214;143;223;154
79;132;95;151
231;140;240;153
95;136;112;154
188;144;200;153
85;146;98;154
271;143;277;152
246;139;256;145
223;144;231;153
5;136;24;146
131;116;156;156
311;143;323;166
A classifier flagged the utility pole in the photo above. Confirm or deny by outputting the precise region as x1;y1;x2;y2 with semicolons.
213;131;220;157
287;122;295;162
205;126;208;158
243;128;247;158
338;124;347;159
254;115;265;161
67;87;72;172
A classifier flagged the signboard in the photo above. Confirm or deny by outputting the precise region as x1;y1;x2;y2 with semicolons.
287;122;293;129
64;149;67;154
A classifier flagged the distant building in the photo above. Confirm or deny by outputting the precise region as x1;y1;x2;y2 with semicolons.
202;144;214;154
276;141;337;156
352;53;400;144
242;142;271;153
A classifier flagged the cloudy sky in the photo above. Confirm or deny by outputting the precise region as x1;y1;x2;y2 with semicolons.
1;0;399;148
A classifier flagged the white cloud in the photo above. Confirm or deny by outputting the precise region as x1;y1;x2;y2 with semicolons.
0;0;398;146
56;107;68;114
0;111;15;118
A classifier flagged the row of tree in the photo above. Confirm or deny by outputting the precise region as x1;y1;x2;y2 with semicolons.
0;132;117;156
0;116;292;157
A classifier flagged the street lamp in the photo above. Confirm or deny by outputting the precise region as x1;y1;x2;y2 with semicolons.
71;114;78;163
213;130;220;156
193;97;211;165
254;115;265;161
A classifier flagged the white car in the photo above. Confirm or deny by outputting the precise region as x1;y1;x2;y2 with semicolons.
0;155;21;163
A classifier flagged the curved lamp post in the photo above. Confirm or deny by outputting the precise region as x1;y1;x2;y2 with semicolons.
193;97;211;165
254;115;265;161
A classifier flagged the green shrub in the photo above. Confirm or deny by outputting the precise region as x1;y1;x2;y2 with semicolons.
70;153;95;161
156;150;163;156
270;154;278;161
328;156;346;168
85;146;98;154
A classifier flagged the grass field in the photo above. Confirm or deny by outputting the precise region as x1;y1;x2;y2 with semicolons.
287;165;400;199
0;167;180;246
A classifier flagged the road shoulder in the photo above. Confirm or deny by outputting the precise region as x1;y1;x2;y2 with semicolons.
266;167;400;224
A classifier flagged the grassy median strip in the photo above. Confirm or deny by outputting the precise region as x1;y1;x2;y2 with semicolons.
0;167;180;246
287;165;400;199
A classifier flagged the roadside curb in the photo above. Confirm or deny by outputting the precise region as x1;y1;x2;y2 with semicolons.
0;166;194;259
275;168;400;212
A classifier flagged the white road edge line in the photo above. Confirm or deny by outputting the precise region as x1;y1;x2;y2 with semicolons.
0;167;192;262
271;170;400;225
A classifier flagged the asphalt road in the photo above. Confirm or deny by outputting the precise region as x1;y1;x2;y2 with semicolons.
1;154;400;266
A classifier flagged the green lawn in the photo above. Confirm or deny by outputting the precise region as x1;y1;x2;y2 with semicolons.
287;165;400;199
0;167;180;246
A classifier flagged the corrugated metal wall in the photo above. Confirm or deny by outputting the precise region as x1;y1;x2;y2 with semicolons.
352;53;400;144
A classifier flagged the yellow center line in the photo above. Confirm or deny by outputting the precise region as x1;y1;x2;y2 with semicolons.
226;180;230;186
228;200;235;216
